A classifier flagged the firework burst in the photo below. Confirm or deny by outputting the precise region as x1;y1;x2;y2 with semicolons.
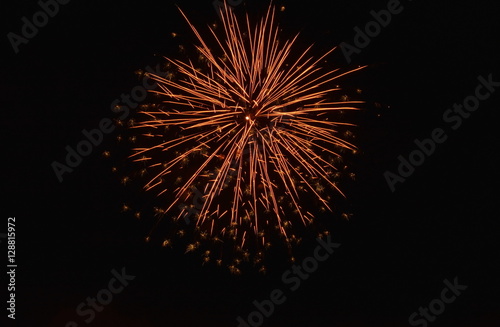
122;3;365;270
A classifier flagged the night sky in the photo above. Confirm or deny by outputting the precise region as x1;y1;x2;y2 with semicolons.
3;0;500;326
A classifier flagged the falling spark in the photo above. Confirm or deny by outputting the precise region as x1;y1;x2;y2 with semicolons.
124;3;365;268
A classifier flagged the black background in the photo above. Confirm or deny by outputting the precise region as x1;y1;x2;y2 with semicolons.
2;0;500;326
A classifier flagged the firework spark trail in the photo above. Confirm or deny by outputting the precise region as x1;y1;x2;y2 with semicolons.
128;3;365;256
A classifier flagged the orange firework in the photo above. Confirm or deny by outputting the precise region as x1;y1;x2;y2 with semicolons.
127;3;365;270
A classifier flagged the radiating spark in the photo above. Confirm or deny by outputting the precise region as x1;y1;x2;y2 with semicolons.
127;3;365;265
